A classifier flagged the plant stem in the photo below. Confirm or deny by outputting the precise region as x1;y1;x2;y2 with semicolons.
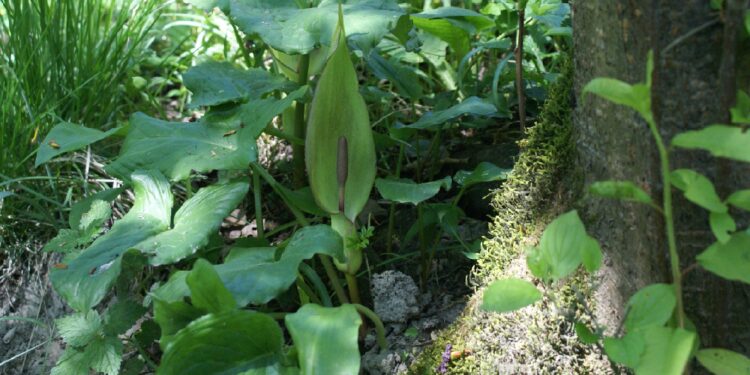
417;203;428;288
323;256;350;304
300;262;333;307
515;5;527;132
252;170;264;239
230;20;253;68
263;124;304;145
353;304;388;350
385;144;405;254
296;275;322;305
345;273;362;304
645;117;684;328
292;54;310;188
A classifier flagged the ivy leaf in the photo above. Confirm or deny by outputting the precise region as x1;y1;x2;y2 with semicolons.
285;304;362;375
672;125;750;163
453;162;511;188
375;176;451;205
671;169;727;213
35;122;120;167
407;97;497;130
709;211;736;244
624;284;676;332
696;348;750;375
697;232;750;284
481;278;542;313
158;310;283;375
589;181;652;205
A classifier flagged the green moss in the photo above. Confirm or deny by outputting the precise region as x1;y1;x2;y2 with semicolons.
409;56;611;374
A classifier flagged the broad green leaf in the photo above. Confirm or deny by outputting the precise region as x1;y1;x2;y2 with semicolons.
575;322;599;344
408;96;497;130
672;125;750;163
230;0;404;55
481;278;542;313
366;51;423;100
696;348;750;375
582;79;651;120
305;7;376;221
453;162;511;187
730;90;750;124
50;171;172;311
69;188;124;231
528;0;570;28
52;336;123;375
635;327;696;375
727;189;750;211
285;304;362;375
375;176;451;205
411;7;493;58
153;299;205;349
78;200;111;238
589;181;652;205
183;61;293;108
526;210;593;281
697;232;750;284
103;299;146;337
581;236;602;273
43;229;87;255
624;284;676;332
35;122;120;167
709;211;736;244
136;181;249;266
604;333;646;368
107;113;258;182
153;225;345;306
56;311;102;347
671;169;727;213
403;203;464;246
186;259;237;313
158;310;283;375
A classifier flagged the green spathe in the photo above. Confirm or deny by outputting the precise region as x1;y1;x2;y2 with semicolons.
306;6;376;221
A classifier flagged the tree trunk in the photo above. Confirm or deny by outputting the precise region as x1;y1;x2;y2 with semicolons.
573;0;750;357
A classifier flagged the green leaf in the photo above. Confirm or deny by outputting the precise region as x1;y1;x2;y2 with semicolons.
35;122;120;167
635;327;696;375
52;336;123;375
69;188;124;231
671;169;727;213
56;311;103;347
107;113;259;182
481;278;542;313
152;299;205;349
604;332;646;368
526;210;594;281
411;7;493;58
375;176;451;205
51;171;171;311
697;232;750;284
366;51;423;100
407;96;497;130
589;181;652;204
727;189;750;211
230;0;404;55
624;284;676;332
103;299;147;336
581;236;602;273
158;310;283;375
730;90;750;124
709;211;736;244
153;225;345;306
42;229;86;254
136;181;249;266
285;304;362;375
672;125;750;163
696;348;750;375
453;162;511;188
745;10;750;34
78;200;112;238
186;259;237;313
183;61;293;108
582;79;651;120
575;322;599;344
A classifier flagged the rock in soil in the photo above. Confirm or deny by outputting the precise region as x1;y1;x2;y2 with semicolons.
371;271;421;324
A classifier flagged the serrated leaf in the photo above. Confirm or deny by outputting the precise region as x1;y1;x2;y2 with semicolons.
375;176;451;205
285;304;362;375
407;96;497;130
710;211;736;244
56;311;102;347
624;284;676;332
153;225;344;307
35;122;120;167
186;259;237;313
481;278;542;313
696;348;750;375
230;0;404;55
697;232;750;284
453;162;511;188
672;125;750;163
158;310;283;375
671;169;727;213
635;327;696;375
87;336;124;375
589;181;652;204
575;322;599;344
183;61;293;108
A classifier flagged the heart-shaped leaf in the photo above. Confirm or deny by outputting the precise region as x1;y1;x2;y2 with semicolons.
624;284;676;332
407;96;497;130
453;162;511;188
375;176;451;205
36;122;120;167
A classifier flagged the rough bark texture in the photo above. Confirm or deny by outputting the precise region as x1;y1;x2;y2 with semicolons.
573;0;750;358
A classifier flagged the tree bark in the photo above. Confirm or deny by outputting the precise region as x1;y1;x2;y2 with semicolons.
572;0;750;357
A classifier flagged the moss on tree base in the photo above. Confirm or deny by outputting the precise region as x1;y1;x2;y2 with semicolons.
409;57;613;374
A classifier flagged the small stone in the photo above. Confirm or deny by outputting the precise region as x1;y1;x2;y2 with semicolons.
371;271;421;323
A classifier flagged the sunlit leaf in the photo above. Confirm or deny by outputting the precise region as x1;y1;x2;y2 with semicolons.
635;327;696;375
186;259;237;313
411;7;493;58
727;189;750;211
408;97;497;130
375;176;451;205
672;125;750;163
696;348;750;375
589;181;652;205
453;162;511;188
604;332;645;368
671;169;727;213
709;211;736;244
35;122;120;167
526;210;596;281
624;284;676;332
575;322;599;344
481;278;542;313
697;232;750;284
582;79;651;120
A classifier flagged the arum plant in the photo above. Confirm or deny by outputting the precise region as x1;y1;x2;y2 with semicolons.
306;4;376;304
